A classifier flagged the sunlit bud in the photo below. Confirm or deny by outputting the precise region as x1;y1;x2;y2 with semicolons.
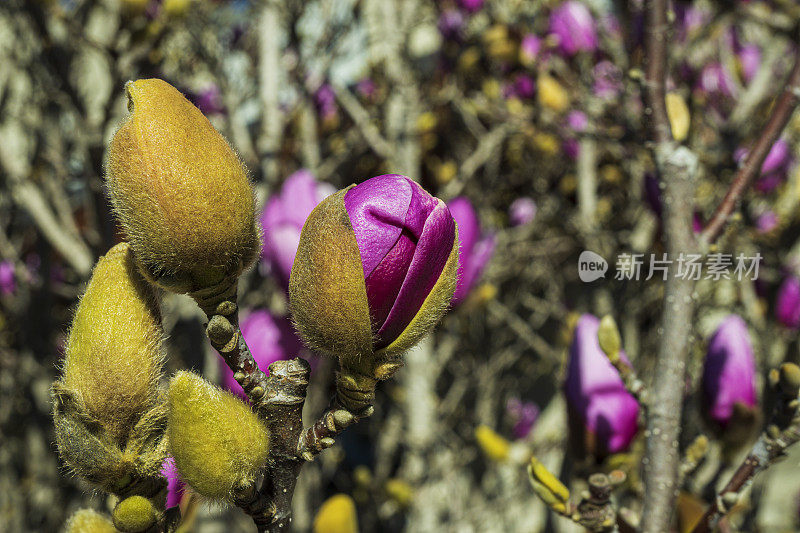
313;494;359;533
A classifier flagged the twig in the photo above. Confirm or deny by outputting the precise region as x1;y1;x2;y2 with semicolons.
691;364;800;533
700;51;800;245
577;136;598;227
640;1;701;532
258;1;283;183
332;83;393;159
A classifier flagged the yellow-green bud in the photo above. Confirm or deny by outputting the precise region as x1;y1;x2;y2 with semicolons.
666;92;691;142
61;242;164;445
167;371;269;500
597;314;622;361
65;509;117;533
113;495;157;532
313;494;359;533
475;425;510;462
106;78;259;293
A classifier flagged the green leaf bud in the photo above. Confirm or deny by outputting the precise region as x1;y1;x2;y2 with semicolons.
167;371;269;501
106;78;259;293
112;495;157;532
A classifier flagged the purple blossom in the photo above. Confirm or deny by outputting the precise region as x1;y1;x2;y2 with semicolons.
566;110;589;133
702;315;758;428
755;211;778;234
314;84;338;121
776;276;800;330
457;0;484;14
592;60;623;99
506;397;540;439
344;175;456;347
509;197;537;227
192;84;226;116
356;78;377;100
564;314;640;458
548;1;598;57
734;138;792;192
0;261;15;295
674;3;710;42
161;457;186;509
519;34;542;65
697;62;738;99
260;170;335;288
738;44;761;84
438;9;465;40
446;196;495;305
220;310;305;398
563;137;580;160
513;74;536;99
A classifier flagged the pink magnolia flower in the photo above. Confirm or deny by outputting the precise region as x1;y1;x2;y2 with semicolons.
507;397;540;439
260;170;335;288
447;197;495;305
457;0;484;14
345;175;457;346
734;138;792;193
0;261;15;295
701;315;758;429
161;457;186;509
548;1;598;57
520;34;543;65
220;309;306;398
564;314;639;459
776;276;800;330
509;197;537;227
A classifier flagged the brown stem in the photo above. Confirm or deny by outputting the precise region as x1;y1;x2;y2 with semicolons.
644;0;672;146
700;51;800;245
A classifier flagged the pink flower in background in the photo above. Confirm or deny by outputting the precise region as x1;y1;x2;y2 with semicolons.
260;170;335;288
220;309;306;398
507;397;540;439
356;78;377;100
161;457;186;509
735;138;792;193
566;110;589;133
701;315;758;428
549;1;598;57
564;314;639;458
512;75;536;99
776;276;800;330
520;34;542;65
697;62;738;99
191;84;225;116
592;60;623;99
314;84;338;122
755;211;778;234
447;197;495;305
344;175;457;346
509;197;537;227
0;261;15;295
738;44;761;84
438;9;465;40
457;0;484;14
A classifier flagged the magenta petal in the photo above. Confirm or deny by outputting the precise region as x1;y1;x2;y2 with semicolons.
344;175;413;278
776;276;800;330
702;315;758;427
452;234;495;304
564;315;639;456
161;457;185;509
447;197;480;263
365;232;417;331
376;201;455;347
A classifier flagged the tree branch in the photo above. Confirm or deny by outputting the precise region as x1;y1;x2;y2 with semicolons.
701;51;800;245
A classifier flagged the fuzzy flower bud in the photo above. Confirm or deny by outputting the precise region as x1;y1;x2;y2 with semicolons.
167;372;269;501
776;276;800;330
290;175;458;379
112;495;157;533
65;510;116;533
447;197;495;305
260;170;335;288
60;242;164;445
701;315;758;429
106;78;259;293
564;314;639;460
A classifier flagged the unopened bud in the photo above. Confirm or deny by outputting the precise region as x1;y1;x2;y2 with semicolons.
112;495;157;532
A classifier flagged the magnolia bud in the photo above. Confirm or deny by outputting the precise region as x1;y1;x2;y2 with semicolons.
112;496;157;532
666;92;690;142
313;494;359;533
60;242;164;445
65;509;116;533
289;175;458;379
167;372;269;501
107;79;259;293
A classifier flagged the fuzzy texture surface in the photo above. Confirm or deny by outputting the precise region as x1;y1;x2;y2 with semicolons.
564;314;640;459
260;169;335;288
106;78;259;288
313;494;359;533
65;509;117;533
701;315;758;428
112;495;157;532
447;196;494;305
61;242;164;446
289;188;374;374
167;371;269;501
